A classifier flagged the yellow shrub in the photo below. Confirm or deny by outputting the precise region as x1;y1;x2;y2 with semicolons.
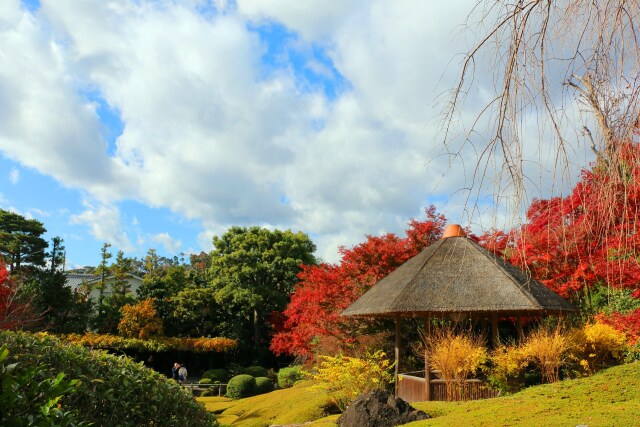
310;350;393;411
423;328;487;400
522;327;569;383
570;321;627;373
488;344;529;393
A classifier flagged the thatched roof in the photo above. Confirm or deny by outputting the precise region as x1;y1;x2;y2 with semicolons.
342;230;576;318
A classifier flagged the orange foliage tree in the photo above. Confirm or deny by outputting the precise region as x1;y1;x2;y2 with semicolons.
118;298;164;339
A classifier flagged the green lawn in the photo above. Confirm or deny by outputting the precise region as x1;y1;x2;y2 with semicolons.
409;362;640;427
199;362;640;427
198;380;336;427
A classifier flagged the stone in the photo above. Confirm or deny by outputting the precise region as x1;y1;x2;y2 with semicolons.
337;389;430;427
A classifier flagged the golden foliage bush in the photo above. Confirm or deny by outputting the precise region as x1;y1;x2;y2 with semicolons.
569;321;627;373
522;327;569;383
422;328;487;401
310;350;393;411
487;344;529;393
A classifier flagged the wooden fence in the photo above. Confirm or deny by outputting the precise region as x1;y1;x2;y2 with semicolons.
397;372;499;402
183;382;227;396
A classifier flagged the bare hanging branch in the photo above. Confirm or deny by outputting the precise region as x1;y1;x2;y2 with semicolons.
443;0;640;210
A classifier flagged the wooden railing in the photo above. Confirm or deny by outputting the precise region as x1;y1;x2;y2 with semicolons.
397;372;427;402
430;379;500;401
397;372;499;402
183;382;227;396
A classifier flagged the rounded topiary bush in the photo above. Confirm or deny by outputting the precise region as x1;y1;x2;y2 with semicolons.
0;331;217;427
202;368;229;383
242;365;268;377
254;376;274;394
226;374;256;399
199;378;212;384
277;365;305;389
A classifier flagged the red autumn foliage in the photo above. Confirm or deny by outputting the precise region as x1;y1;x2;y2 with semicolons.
596;309;640;345
508;142;640;300
0;260;36;330
270;206;447;358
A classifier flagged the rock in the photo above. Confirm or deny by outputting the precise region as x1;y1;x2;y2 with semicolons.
337;389;430;427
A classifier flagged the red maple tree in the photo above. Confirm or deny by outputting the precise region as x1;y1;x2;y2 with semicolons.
0;260;36;330
508;142;640;302
270;206;447;358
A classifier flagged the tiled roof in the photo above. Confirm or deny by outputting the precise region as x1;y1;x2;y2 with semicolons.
65;274;98;291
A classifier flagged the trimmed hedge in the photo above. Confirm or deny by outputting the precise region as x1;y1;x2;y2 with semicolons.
243;365;268;378
254;376;274;394
202;368;229;383
62;332;237;353
226;374;256;399
277;366;304;389
0;331;217;427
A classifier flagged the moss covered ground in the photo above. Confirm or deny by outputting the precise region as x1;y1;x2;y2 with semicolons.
410;362;640;426
198;380;336;427
199;362;640;426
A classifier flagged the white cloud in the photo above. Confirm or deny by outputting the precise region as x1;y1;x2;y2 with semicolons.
0;1;133;201
0;0;592;264
27;208;50;218
237;0;360;41
150;232;182;254
9;167;19;184
70;201;135;252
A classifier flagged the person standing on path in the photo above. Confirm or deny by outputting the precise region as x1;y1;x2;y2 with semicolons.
178;364;188;384
172;362;180;381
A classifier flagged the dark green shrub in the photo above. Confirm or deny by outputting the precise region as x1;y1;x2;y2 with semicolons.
0;331;217;427
242;365;268;377
202;368;229;383
254;377;274;394
0;345;87;426
226;374;256;399
277;365;304;389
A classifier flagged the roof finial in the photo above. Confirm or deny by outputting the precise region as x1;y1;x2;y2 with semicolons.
442;224;466;238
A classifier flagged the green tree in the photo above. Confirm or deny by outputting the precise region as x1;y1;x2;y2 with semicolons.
48;236;65;274
95;243;112;311
208;226;316;352
111;250;134;303
170;287;224;337
20;237;91;333
0;209;48;273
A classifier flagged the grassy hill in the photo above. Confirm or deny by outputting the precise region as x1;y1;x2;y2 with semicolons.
410;362;640;426
198;380;337;427
198;362;640;427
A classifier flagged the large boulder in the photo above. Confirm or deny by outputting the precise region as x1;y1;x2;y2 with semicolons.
337;389;430;427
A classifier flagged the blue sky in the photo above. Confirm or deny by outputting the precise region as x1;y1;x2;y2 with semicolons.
0;0;591;268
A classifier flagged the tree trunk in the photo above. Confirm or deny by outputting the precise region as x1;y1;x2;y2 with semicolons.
253;307;261;349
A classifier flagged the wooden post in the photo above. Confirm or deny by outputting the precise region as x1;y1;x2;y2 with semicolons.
491;313;499;347
480;317;488;345
491;313;499;348
424;316;431;401
394;315;400;396
516;314;524;343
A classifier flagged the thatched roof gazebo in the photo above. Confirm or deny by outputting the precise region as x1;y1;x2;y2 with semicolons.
341;224;576;402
